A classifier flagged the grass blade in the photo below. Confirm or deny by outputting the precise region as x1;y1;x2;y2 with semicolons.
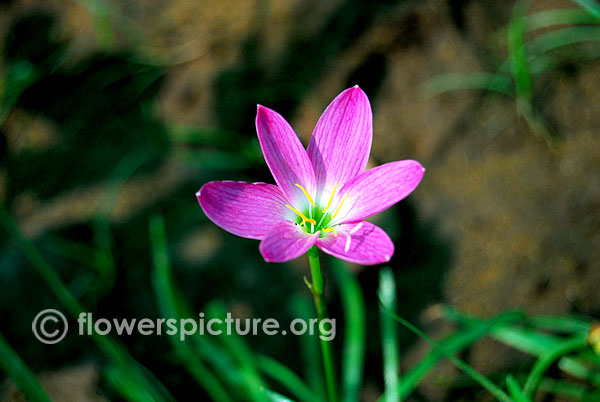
0;332;51;402
378;268;400;402
149;215;233;402
205;301;268;402
506;375;531;402
527;8;600;30
331;260;366;402
422;72;513;98
262;388;297;402
508;0;533;112
378;310;523;401
573;0;600;18
529;315;591;336
256;355;319;402
292;297;326;401
0;207;175;402
523;337;588;399
378;299;513;402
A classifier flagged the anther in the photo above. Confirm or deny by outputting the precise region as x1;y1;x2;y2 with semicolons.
322;182;337;213
295;184;317;207
322;227;337;237
286;204;317;225
331;195;349;220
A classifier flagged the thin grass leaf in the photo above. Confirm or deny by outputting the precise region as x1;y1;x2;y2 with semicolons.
256;355;319;402
378;268;400;402
378;299;513;402
261;388;297;402
0;332;51;402
377;310;523;401
506;375;531;402
292;297;326;401
573;0;600;18
149;215;233;402
0;207;175;402
523;337;588;399
529;315;591;335
205;301;268;402
508;0;533;111
46;235;110;272
147;221;244;391
330;260;366;402
104;365;159;402
527;8;600;31
558;357;600;386
443;308;600;387
528;25;600;55
0;61;39;127
537;377;591;399
91;151;154;301
422;72;513;98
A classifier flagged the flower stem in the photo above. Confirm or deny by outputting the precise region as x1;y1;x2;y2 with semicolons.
306;246;338;402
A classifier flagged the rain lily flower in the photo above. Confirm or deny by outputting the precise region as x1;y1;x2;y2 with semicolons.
197;86;424;264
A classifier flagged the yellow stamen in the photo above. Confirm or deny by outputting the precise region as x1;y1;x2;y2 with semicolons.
331;195;349;220
322;227;337;237
321;182;338;213
286;204;317;225
295;184;317;207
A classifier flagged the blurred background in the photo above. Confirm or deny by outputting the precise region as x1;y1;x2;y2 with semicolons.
1;0;599;400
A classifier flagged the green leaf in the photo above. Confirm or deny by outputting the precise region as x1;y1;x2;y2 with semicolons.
526;8;600;31
529;315;591;336
508;0;533;110
573;0;600;19
523;337;588;399
0;332;51;402
205;301;269;402
379;302;512;402
331;260;366;402
261;388;297;402
291;297;326;401
528;25;600;55
506;375;531;402
0;207;175;402
381;309;523;401
149;215;233;402
422;72;514;98
256;355;319;402
378;268;400;402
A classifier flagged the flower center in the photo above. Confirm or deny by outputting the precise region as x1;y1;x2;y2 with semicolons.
285;182;348;237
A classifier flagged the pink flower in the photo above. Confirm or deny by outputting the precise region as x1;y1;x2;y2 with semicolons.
197;86;424;265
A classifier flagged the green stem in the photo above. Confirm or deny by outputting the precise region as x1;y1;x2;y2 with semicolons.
307;246;338;402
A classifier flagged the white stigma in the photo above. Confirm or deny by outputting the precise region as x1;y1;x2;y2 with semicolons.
349;222;363;234
344;235;352;253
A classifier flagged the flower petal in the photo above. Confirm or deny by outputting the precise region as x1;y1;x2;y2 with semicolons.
316;221;393;265
307;86;373;195
256;105;317;206
333;160;424;224
259;221;319;262
197;181;290;240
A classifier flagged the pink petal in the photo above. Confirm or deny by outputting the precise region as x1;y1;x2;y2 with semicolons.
316;221;393;265
197;181;290;240
333;160;424;224
256;105;317;206
307;86;373;194
259;221;319;262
